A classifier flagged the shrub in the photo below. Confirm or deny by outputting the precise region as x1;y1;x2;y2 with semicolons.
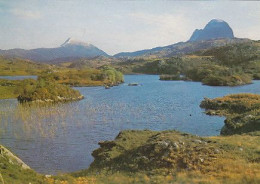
17;74;82;103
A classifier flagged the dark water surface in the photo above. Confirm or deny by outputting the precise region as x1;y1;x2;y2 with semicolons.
0;75;260;174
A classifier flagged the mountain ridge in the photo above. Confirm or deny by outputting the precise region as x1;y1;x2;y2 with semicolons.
0;38;109;62
114;38;250;58
0;19;253;61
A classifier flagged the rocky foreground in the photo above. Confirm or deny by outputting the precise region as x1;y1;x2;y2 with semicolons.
71;130;260;184
1;129;259;184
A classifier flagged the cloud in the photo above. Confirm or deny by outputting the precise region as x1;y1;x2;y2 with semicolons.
90;12;194;54
128;12;192;43
9;9;41;19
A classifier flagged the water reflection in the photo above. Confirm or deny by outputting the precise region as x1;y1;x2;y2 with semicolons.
1;101;82;139
0;75;37;80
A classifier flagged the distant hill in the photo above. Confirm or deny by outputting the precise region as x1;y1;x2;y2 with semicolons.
198;40;260;67
189;19;234;42
0;56;50;75
114;38;250;58
0;38;109;62
58;56;121;68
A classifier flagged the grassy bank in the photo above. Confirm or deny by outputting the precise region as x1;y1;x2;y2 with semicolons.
0;85;18;99
200;93;260;135
0;79;27;99
0;145;45;184
70;130;260;184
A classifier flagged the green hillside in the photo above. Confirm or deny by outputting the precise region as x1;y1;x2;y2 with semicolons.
113;40;260;86
0;56;50;76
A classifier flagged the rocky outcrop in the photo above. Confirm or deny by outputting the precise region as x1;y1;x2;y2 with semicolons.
189;19;234;41
200;94;260;135
18;94;84;103
0;145;30;170
88;130;223;173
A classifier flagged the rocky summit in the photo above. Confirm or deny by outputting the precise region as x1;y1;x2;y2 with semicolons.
189;19;234;41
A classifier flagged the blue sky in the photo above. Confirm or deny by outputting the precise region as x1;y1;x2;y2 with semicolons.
0;0;259;55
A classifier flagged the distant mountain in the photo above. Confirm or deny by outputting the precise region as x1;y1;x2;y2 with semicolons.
114;19;240;58
189;19;234;41
0;19;249;61
0;38;109;62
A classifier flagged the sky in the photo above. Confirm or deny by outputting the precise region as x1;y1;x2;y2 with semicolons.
0;0;260;55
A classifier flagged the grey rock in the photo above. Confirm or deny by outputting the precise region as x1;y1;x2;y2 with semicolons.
214;149;220;154
157;140;170;149
193;139;202;144
189;19;234;42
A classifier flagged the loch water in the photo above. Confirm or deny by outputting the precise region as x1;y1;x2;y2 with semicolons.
0;75;260;174
0;75;37;80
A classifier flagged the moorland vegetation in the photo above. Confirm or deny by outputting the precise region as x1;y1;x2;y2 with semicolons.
115;41;260;86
